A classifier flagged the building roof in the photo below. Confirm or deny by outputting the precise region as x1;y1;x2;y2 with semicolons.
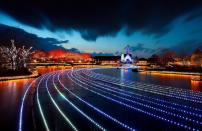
138;58;147;61
123;54;132;57
93;56;120;61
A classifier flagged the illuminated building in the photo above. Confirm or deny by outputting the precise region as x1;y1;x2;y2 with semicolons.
121;45;133;64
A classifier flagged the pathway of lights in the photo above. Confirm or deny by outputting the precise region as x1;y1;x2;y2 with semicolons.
45;74;78;131
82;69;202;106
84;68;202;102
72;72;202;126
51;73;106;131
82;70;202;104
73;70;202;119
57;71;136;131
18;76;41;131
82;70;202;113
85;71;202;100
64;70;199;131
85;69;202;97
36;74;50;131
86;68;201;96
79;71;202;114
20;68;202;131
67;70;202;130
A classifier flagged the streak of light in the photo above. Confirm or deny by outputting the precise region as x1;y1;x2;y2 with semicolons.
45;73;78;131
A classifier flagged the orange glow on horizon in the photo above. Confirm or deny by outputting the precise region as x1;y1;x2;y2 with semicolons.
32;48;92;62
48;48;67;58
47;48;91;60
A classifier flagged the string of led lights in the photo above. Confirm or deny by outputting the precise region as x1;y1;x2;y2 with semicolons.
86;71;202;100
18;76;41;131
51;73;106;131
82;70;202;103
65;70;198;131
74;69;202;119
70;70;202;128
82;69;202;113
85;68;201;95
83;69;202;105
36;74;50;131
25;68;202;130
84;68;202;98
86;69;202;98
57;70;137;131
45;73;78;131
81;69;202;111
87;68;201;97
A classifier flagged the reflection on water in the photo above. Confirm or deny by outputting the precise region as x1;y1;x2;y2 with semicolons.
36;66;71;74
0;79;31;106
120;69;127;82
0;79;31;130
191;80;202;91
0;66;71;130
36;65;95;74
0;66;71;109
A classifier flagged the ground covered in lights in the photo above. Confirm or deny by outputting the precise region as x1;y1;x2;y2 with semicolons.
20;68;202;131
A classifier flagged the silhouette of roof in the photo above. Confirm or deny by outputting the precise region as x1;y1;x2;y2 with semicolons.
93;56;120;61
138;58;147;61
123;54;132;57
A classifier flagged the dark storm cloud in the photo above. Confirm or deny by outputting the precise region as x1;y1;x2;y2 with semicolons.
66;48;81;53
171;39;202;55
92;52;114;56
0;0;202;40
130;43;155;53
0;24;68;51
185;8;202;22
151;39;202;57
47;39;68;45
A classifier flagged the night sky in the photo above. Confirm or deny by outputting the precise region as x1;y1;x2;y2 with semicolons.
0;0;202;57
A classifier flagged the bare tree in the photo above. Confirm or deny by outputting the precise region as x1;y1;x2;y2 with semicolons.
0;46;5;68
20;46;33;68
2;40;21;70
0;40;34;70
